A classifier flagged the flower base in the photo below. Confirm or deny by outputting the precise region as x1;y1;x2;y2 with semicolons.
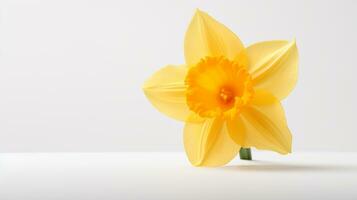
239;148;252;160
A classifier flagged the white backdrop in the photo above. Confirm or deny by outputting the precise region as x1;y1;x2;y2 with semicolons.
0;0;356;152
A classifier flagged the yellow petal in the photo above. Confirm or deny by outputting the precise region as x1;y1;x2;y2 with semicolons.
184;9;245;66
184;117;240;167
143;65;201;122
246;40;299;100
227;90;292;154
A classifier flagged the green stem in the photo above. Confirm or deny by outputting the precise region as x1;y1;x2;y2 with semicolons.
239;148;252;160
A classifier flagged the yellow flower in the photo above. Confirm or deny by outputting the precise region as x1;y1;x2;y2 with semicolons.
143;10;298;167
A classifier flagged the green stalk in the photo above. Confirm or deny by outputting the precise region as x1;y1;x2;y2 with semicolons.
239;148;252;160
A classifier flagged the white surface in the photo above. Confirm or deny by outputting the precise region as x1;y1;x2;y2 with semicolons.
1;0;357;152
0;152;356;200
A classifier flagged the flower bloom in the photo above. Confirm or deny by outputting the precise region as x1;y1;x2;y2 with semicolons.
143;10;298;166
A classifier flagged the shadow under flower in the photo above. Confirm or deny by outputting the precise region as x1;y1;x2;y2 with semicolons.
220;160;357;173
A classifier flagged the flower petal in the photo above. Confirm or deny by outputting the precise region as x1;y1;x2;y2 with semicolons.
184;9;245;66
227;90;292;154
246;40;299;100
143;65;201;122
184;117;240;166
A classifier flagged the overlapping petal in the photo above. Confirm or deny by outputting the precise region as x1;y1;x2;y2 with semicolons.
184;117;240;166
227;90;292;154
246;40;299;100
184;10;245;66
143;65;202;122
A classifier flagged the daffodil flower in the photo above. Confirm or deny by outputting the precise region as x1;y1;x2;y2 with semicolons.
143;10;298;167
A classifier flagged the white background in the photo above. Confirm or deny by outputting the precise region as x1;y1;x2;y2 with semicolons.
0;0;356;152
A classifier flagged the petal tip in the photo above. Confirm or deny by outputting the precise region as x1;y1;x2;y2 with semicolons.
289;38;297;48
141;81;148;90
282;143;292;154
193;8;209;21
191;161;203;167
194;8;203;15
141;79;152;91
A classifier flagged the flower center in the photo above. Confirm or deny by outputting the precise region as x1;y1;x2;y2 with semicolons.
219;86;235;106
185;57;254;118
